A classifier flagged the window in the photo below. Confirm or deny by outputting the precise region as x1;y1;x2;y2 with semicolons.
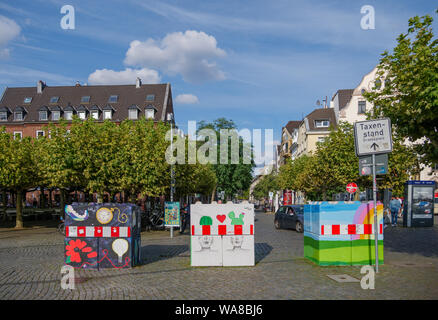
14;112;23;121
78;111;86;120
0;112;7;121
375;79;382;89
358;101;366;114
145;109;155;119
36;130;45;138
13;131;22;140
91;111;99;120
108;95;118;103
315;120;329;128
103;110;112;120
24;97;32;103
52;111;60;121
81;96;91;103
50;96;59;103
129;109;138;120
39;111;48;121
361;89;366;95
146;94;155;101
65;111;73;120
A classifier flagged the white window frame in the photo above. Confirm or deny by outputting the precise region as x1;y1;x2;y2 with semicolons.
23;97;32;104
65;111;73;120
315;120;329;128
0;111;7;121
128;109;138;120
103;110;112;120
91;111;99;120
78;111;86;120
36;130;45;138
39;111;48;121
145;109;155;119
13;131;22;140
52;111;60;121
14;112;23;121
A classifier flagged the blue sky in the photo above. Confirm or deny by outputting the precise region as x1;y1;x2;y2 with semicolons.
0;0;437;157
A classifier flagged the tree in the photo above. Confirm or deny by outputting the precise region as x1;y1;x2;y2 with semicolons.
252;171;278;201
0;130;38;228
198;118;254;201
364;10;438;164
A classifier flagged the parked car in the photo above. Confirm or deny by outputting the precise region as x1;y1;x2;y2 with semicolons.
274;205;304;233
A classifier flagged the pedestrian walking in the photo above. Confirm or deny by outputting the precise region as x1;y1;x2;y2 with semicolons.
389;196;401;227
179;202;190;234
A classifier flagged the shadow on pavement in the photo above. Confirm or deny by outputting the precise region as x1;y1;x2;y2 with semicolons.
255;242;273;264
384;223;438;258
139;244;189;265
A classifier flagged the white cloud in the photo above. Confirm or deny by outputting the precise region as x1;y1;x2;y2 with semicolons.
0;15;21;58
175;94;199;104
124;30;226;83
87;67;161;85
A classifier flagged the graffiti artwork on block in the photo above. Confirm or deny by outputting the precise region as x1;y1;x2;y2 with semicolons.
65;238;98;269
190;202;255;266
65;205;89;222
191;235;223;266
303;201;384;266
222;235;255;266
98;238;131;269
64;203;141;269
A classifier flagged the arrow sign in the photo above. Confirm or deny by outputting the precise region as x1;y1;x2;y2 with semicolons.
354;118;393;156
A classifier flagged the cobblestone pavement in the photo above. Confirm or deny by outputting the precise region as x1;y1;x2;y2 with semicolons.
0;211;438;300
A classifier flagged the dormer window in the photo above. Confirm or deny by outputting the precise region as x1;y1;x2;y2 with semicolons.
145;105;157;120
102;105;114;120
38;106;50;121
13;107;25;121
76;105;88;120
108;95;118;103
146;94;155;101
315;120;329;128
39;110;48;121
128;105;139;120
81;96;91;103
64;104;75;120
50;96;59;104
52;111;60;121
0;107;9;121
90;105;100;120
24;97;32;104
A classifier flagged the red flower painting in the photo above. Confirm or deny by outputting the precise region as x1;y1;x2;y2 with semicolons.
65;239;97;263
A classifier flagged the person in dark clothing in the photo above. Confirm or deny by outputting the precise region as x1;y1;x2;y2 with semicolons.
179;202;190;234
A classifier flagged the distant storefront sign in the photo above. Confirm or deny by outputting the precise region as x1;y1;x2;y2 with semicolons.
283;191;292;205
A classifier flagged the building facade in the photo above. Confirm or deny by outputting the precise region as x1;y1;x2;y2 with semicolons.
0;79;175;138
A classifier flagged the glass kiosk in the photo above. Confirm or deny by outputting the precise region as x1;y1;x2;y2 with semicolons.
403;181;435;227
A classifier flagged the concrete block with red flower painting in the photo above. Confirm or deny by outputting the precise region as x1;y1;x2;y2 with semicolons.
64;203;141;269
190;201;254;267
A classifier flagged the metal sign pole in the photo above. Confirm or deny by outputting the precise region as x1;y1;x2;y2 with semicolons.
170;123;174;239
372;153;379;273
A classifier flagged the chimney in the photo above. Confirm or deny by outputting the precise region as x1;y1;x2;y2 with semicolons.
75;81;81;87
37;80;45;94
136;77;142;88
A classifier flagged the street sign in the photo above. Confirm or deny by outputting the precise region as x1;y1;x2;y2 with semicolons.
359;153;388;176
354;118;393;156
269;191;273;200
346;183;358;194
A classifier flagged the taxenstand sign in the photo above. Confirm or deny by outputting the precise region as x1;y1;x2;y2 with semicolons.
354;118;393;156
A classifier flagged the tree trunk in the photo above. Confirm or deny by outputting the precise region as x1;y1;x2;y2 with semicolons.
40;187;46;209
60;189;65;219
210;185;216;203
15;191;24;228
2;190;7;222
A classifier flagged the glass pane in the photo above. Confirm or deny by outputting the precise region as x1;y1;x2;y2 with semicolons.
52;112;60;120
412;187;434;215
0;112;7;121
65;112;72;120
129;109;137;119
81;96;91;103
104;110;112;119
